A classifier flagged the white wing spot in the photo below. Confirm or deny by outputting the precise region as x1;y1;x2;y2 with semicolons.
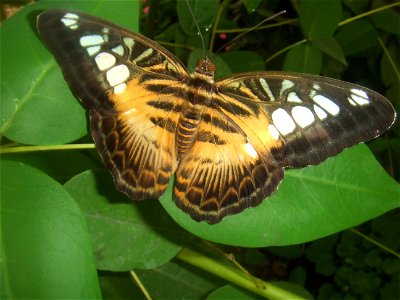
280;79;295;96
268;124;280;140
292;106;315;128
95;52;116;71
287;92;302;103
314;104;328;120
351;88;369;99
123;37;135;49
348;97;357;106
114;83;127;94
106;64;130;86
112;45;125;56
61;13;79;29
80;35;104;47
272;108;296;135
313;84;321;90
259;78;275;101
312;95;340;115
86;46;101;56
64;13;79;19
244;142;258;159
133;48;154;63
350;94;370;106
350;88;370;106
102;27;110;34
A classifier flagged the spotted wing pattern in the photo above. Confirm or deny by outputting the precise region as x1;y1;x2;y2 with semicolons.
216;73;396;168
37;10;189;199
38;10;396;224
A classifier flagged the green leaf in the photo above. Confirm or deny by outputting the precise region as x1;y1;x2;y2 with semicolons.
283;44;322;74
335;20;378;56
243;0;263;14
371;10;400;36
177;0;219;36
0;1;139;145
311;36;347;66
160;144;399;247
207;285;258;299
218;51;265;73
5;149;101;184
299;0;342;38
1;160;101;299
135;260;224;299
64;170;185;271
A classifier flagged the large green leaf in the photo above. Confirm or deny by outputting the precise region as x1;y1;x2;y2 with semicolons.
160;144;399;247
283;44;322;74
311;36;347;66
64;170;186;271
218;51;265;73
1;160;101;299
299;0;342;38
0;1;139;145
335;20;378;56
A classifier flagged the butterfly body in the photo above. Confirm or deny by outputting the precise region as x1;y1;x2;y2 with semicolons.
37;10;396;224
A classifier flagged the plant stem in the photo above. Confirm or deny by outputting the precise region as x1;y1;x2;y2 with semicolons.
176;247;309;299
0;143;95;154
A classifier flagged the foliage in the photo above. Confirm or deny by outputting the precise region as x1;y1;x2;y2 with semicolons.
1;0;399;299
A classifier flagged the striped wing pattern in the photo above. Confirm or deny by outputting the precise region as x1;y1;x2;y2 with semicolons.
38;10;188;199
38;10;396;224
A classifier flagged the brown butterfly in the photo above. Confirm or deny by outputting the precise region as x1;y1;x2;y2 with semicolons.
37;10;396;224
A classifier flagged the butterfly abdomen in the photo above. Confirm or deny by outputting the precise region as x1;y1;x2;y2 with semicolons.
177;106;203;157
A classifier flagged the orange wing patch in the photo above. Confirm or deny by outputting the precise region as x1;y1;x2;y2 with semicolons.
173;102;284;224
91;76;185;200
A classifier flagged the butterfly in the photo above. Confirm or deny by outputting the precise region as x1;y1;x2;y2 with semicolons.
37;9;396;224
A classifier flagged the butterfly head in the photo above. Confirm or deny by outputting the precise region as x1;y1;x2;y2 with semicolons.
194;57;216;79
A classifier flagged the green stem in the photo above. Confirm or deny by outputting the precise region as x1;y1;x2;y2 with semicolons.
176;247;308;299
0;143;95;154
339;2;400;26
130;270;153;300
350;228;400;259
377;35;400;83
266;39;307;63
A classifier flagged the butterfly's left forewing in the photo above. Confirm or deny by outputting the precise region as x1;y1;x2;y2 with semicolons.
38;10;189;199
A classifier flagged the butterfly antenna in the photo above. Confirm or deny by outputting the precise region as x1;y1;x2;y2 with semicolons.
215;10;286;54
185;0;207;58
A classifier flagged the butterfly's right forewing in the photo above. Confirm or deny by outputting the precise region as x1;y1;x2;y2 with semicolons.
217;72;396;169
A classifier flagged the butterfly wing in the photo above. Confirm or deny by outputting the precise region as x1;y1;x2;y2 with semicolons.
173;103;284;223
174;71;395;223
37;10;189;199
217;72;396;168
